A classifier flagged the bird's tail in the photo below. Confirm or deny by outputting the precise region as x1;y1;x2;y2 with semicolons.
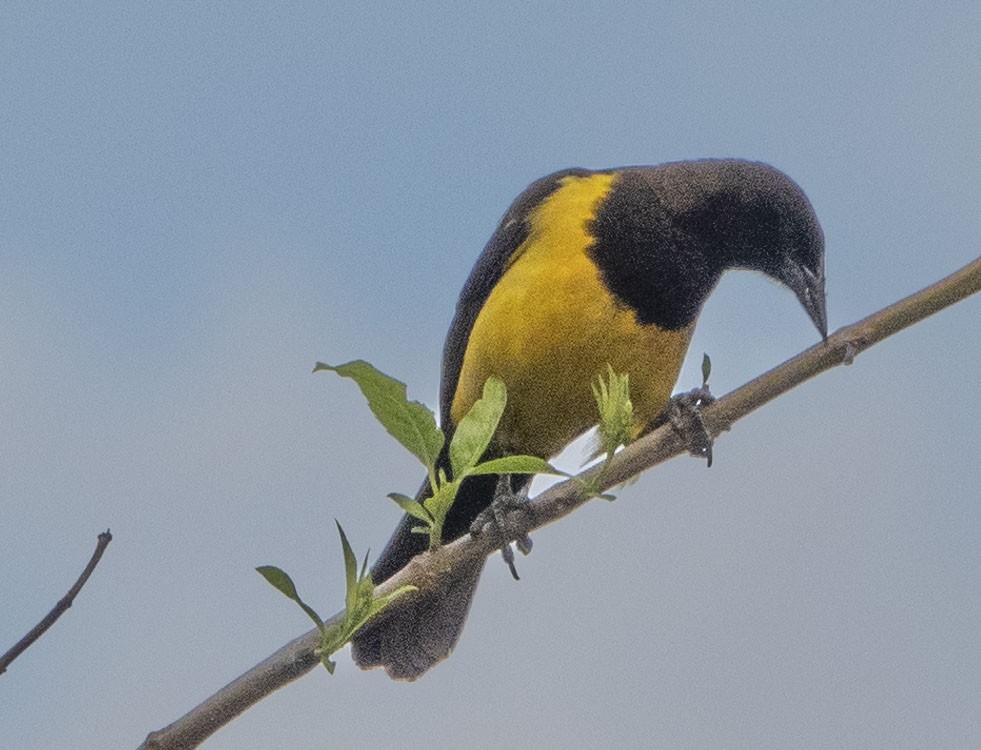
350;555;484;680
350;472;499;680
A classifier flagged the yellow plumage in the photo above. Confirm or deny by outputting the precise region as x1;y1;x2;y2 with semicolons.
452;172;693;457
354;159;827;680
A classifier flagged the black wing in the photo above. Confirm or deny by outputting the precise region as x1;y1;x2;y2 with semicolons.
437;167;591;432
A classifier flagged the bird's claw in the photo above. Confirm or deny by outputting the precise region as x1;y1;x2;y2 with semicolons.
470;476;534;580
661;386;716;467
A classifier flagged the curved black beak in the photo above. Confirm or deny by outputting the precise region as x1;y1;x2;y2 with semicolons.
780;258;828;339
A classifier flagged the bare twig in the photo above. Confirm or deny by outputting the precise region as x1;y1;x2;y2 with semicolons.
0;530;113;676
140;255;980;750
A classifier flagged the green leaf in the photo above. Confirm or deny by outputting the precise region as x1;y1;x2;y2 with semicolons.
342;584;418;645
336;521;358;615
256;564;300;600
359;550;370;581
592;365;633;458
317;621;349;673
701;353;712;386
421;480;460;549
467;455;560;477
352;576;376;621
315;360;444;470
387;492;435;524
449;376;507;478
256;565;324;631
261;524;420;677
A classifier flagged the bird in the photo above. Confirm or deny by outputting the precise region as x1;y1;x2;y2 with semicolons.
351;158;828;680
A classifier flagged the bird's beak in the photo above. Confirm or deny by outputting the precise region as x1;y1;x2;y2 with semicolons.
782;258;828;339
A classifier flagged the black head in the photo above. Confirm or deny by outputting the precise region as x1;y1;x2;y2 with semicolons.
588;159;827;337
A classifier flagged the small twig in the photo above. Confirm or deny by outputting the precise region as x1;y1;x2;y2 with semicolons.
140;254;980;750
0;530;113;676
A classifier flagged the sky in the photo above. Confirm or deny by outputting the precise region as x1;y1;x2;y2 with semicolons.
2;3;979;748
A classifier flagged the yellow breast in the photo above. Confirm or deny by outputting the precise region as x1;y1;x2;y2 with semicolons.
451;172;694;458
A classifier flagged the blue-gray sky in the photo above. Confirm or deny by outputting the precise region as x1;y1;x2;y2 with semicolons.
2;3;979;748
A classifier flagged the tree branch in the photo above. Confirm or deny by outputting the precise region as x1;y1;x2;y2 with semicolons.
0;530;113;676
140;255;980;750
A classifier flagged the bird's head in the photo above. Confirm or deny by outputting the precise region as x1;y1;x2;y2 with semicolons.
668;160;828;338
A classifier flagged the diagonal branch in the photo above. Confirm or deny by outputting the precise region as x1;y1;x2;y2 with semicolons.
0;530;113;676
140;255;980;750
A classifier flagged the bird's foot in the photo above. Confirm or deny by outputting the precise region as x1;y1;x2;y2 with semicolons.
469;475;534;580
659;386;716;467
